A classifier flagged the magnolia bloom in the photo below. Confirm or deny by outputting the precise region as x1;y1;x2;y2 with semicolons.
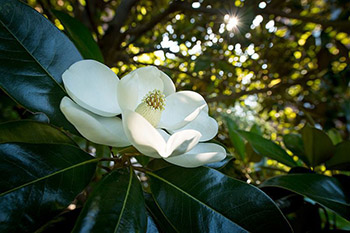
60;60;226;167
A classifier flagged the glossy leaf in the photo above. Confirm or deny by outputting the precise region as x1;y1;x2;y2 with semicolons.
238;131;297;167
326;141;350;171
283;134;309;166
301;125;334;167
0;0;81;133
0;143;97;233
261;174;350;220
52;10;104;62
146;213;160;233
148;166;292;233
0;120;76;146
72;168;147;233
144;193;178;233
225;118;245;160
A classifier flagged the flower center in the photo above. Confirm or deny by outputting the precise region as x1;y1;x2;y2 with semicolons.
135;89;165;127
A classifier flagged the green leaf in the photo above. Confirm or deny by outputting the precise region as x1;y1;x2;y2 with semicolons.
146;214;160;233
0;0;82;133
52;10;104;63
72;168;147;233
0;120;76;146
327;128;343;145
301;125;334;167
326;141;350;171
245;142;262;162
250;124;262;135
238;131;297;167
261;173;350;220
144;194;177;233
148;166;292;232
0;143;97;233
225;118;245;160
283;134;309;166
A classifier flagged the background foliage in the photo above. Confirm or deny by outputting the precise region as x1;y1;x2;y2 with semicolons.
0;0;350;232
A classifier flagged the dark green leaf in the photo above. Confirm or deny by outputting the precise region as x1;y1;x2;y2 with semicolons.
0;120;76;146
261;173;350;220
144;193;178;233
148;166;292;233
0;0;82;133
301;125;334;167
72;168;147;233
0;143;97;233
238;131;297;167
225;118;245;160
146;213;160;233
283;134;309;166
52;10;104;62
326;141;350;171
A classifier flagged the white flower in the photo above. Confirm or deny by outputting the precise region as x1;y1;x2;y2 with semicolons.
60;60;226;167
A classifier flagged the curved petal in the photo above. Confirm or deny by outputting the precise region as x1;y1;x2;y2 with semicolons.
165;130;201;158
122;109;165;158
158;69;176;96
159;91;208;130
165;143;226;168
118;66;164;111
172;110;218;142
62;60;121;116
60;97;130;147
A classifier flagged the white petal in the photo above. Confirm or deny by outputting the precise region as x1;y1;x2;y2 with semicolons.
165;130;201;158
165;143;226;168
62;60;121;117
60;97;130;147
118;66;164;111
172;110;218;142
159;91;208;130
122;109;165;158
158;69;176;96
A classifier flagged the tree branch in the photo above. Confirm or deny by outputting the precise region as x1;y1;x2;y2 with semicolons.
125;1;182;47
100;0;139;63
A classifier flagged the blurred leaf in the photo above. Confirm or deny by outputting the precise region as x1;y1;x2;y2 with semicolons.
261;173;350;220
148;166;293;232
245;142;262;162
326;141;350;171
0;143;97;233
250;124;262;135
52;10;104;63
136;155;151;167
72;168;147;233
0;0;82;134
0;120;76;146
301;125;334;167
327;129;343;145
238;131;298;167
283;134;309;166
225;117;245;160
193;57;210;72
